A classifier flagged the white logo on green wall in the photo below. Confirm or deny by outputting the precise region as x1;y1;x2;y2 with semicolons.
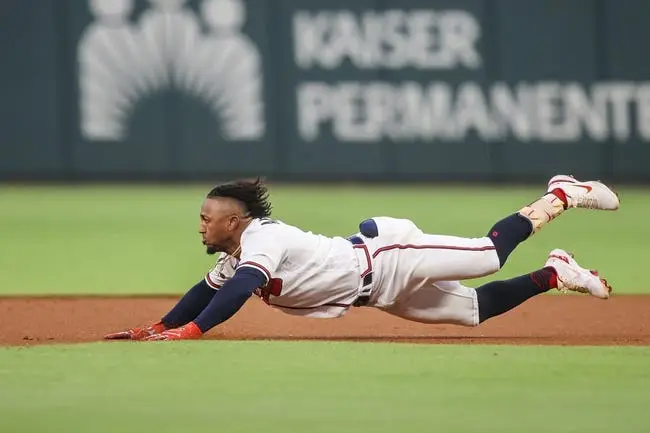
78;0;265;141
293;9;650;143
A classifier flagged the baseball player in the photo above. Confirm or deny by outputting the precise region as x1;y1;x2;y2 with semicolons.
105;175;619;341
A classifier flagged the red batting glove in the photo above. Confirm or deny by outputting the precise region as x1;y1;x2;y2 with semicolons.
104;321;167;341
145;322;203;341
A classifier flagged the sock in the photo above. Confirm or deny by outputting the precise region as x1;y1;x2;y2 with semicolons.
518;190;568;234
476;267;557;323
162;280;216;328
487;213;534;267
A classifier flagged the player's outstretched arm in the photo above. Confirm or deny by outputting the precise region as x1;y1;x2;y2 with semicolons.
145;267;266;341
104;279;218;340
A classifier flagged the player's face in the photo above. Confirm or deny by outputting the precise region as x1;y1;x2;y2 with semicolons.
199;198;244;255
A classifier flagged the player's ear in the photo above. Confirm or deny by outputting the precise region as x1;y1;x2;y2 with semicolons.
227;214;240;231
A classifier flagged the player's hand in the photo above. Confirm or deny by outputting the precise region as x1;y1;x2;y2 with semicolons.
144;322;203;341
104;321;167;341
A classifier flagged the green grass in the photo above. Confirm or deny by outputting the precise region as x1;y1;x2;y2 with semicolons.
0;184;648;295
0;341;648;433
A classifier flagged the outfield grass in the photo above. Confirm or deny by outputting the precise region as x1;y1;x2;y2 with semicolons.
0;341;648;433
0;184;647;295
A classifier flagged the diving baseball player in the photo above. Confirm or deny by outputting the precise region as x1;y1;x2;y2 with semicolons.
105;175;619;341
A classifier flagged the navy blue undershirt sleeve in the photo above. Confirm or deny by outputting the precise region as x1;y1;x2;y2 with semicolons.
193;267;266;333
162;279;216;328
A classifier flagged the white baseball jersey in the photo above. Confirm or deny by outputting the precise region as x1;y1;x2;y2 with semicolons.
205;218;362;318
205;216;501;326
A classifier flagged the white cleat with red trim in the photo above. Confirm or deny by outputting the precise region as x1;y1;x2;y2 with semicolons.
547;175;620;210
544;249;612;299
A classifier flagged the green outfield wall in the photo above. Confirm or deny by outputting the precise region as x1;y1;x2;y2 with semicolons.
2;0;649;182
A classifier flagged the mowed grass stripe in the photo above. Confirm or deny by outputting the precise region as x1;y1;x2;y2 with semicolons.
0;341;648;433
0;185;647;294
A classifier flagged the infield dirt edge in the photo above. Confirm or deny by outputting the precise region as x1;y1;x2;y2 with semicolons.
1;294;648;347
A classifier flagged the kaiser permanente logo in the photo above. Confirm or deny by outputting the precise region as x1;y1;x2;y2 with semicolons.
78;0;264;142
294;9;650;143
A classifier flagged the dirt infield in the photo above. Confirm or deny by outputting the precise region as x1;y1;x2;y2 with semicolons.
1;294;649;346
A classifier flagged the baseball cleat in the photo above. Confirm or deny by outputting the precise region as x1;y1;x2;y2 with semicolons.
544;249;612;299
547;174;620;210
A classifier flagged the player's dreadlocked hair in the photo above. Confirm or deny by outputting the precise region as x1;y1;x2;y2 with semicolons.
206;178;273;218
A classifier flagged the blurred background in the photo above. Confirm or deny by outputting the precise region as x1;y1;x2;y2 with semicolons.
2;0;650;183
0;0;648;295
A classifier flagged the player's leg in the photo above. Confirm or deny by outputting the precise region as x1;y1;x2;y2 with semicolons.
488;174;619;267
388;174;620;283
381;249;611;327
383;267;561;327
523;174;620;232
477;248;612;323
379;280;480;326
487;174;619;264
475;268;555;323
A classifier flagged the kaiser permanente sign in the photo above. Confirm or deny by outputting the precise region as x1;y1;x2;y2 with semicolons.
293;9;650;143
